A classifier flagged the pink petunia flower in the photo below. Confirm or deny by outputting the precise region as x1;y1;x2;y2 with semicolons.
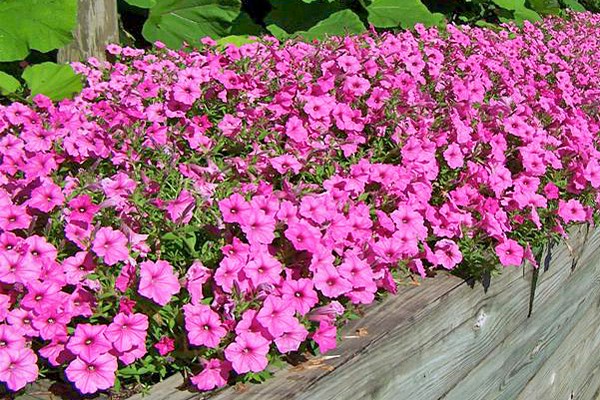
274;320;308;353
256;296;297;338
443;143;464;169
0;252;40;285
67;323;112;361
0;348;38;391
65;353;118;394
0;205;31;231
186;260;211;304
21;280;62;313
313;264;352;298
312;321;337;354
0;325;26;354
224;332;270;374
280;278;318;315
239;210;276;245
92;227;129;266
285;220;321;253
214;257;244;293
67;194;100;223
433;239;463;270
166;189;195;224
105;313;148;353
62;251;96;285
495;239;524;267
190;359;231;391
32;307;71;340
173;81;201;105
154;337;175;356
184;304;227;348
28;181;64;212
244;249;282;287
219;193;251;224
138;260;180;306
558;199;587;224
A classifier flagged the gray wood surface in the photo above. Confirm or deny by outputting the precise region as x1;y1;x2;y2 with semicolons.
138;225;600;400
57;0;119;63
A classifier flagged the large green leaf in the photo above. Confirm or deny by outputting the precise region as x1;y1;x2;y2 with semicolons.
366;0;445;28
527;0;560;14
492;0;542;22
265;0;345;35
0;71;20;95
124;0;157;7
22;62;82;101
216;35;257;47
142;0;241;49
0;0;77;61
562;0;586;11
293;10;366;40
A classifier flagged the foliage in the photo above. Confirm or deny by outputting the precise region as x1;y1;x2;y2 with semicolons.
141;0;242;49
366;0;445;28
0;0;79;102
0;12;599;395
117;0;593;48
21;62;83;101
0;0;77;62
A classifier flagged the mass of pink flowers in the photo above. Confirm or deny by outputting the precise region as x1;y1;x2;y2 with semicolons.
0;11;599;394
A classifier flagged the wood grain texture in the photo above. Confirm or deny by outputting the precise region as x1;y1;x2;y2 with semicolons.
57;0;118;62
140;225;600;400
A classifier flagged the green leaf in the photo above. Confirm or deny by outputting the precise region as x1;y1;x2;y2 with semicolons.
562;0;586;11
0;0;77;61
0;71;20;95
492;0;542;22
527;0;560;14
162;232;179;241
300;10;366;40
265;0;345;36
124;0;157;7
216;35;257;47
22;62;83;101
366;0;445;28
142;0;242;49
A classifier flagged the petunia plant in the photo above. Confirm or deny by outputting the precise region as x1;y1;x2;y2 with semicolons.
0;10;598;397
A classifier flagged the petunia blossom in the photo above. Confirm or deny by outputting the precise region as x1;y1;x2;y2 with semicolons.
138;260;180;306
65;353;118;394
224;332;270;374
0;348;38;391
105;313;148;353
92;227;129;266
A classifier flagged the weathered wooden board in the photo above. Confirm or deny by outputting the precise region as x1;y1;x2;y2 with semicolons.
138;225;600;400
57;0;119;63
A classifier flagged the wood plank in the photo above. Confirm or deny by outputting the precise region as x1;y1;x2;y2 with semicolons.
516;293;600;400
57;0;119;63
440;226;600;400
127;373;195;400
